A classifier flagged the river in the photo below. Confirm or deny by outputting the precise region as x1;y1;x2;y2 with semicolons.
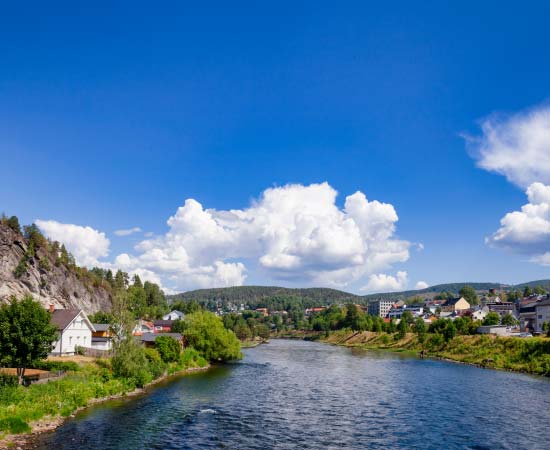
33;339;550;449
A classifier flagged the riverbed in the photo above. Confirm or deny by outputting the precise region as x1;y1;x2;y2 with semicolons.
32;339;550;449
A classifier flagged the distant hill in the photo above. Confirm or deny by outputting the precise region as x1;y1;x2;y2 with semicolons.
169;286;361;309
171;279;550;308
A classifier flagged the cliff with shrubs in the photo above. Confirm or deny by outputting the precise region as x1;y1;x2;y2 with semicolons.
0;217;111;312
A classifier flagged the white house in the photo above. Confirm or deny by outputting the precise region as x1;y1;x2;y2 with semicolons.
50;309;95;356
163;310;185;321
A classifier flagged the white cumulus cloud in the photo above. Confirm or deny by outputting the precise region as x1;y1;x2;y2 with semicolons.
115;182;411;292
486;182;550;260
114;227;142;236
466;104;550;188
36;219;110;267
361;271;408;293
415;281;429;290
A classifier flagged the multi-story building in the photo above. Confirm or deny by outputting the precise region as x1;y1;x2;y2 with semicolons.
368;300;394;318
535;297;550;333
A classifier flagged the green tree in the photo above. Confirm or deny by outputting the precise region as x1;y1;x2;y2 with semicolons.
523;286;533;297
255;323;271;340
183;311;242;361
500;313;517;326
171;318;187;334
459;285;478;306
443;321;457;342
0;297;58;383
6;216;21;233
155;336;181;363
397;318;408;339
534;285;547;295
483;312;501;326
414;317;426;335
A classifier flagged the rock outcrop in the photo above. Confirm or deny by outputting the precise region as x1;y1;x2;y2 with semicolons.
0;223;111;313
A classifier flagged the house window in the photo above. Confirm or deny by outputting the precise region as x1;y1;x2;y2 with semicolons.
69;336;73;344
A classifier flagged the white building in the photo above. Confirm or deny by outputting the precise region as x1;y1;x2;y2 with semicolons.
162;310;185;321
368;300;395;318
51;309;95;356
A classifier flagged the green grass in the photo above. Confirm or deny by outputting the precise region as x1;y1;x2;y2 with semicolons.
323;331;550;376
0;348;210;436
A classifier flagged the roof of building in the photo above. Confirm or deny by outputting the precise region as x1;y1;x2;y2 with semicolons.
153;320;174;327
139;332;182;343
51;309;82;331
444;297;467;306
92;323;110;332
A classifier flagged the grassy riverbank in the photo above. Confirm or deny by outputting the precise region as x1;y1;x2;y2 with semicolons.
0;350;208;448
320;330;550;376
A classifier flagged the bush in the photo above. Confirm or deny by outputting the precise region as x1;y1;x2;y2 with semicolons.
0;417;31;433
144;348;166;379
32;360;80;372
155;336;181;363
0;373;18;388
111;339;152;388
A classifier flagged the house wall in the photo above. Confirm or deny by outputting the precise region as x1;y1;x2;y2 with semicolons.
51;312;93;355
535;304;550;332
454;298;470;311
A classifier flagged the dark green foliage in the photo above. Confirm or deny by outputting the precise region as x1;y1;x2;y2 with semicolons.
0;417;31;433
501;313;517;326
0;297;58;382
13;255;28;278
483;312;501;326
397;317;408;339
0;373;18;388
111;338;152;388
143;348;166;379
155;336;181;363
5;215;21;233
459;285;479;306
171;318;187;333
443;321;457;342
31;360;80;372
88;311;115;324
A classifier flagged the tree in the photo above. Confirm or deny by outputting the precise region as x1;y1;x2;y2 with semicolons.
6;216;21;233
414;317;426;335
182;311;242;361
459;285;478;306
483;312;501;326
0;297;58;383
500;313;517;326
171;318;187;334
255;323;271;340
443;321;456;342
397;318;408;340
523;286;533;297
155;336;181;363
534;285;547;295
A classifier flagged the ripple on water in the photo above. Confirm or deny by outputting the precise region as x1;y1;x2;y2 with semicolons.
33;339;550;450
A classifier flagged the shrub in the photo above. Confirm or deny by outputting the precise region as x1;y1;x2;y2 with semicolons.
155;336;181;363
0;417;31;434
0;373;18;388
111;338;152;387
32;360;80;372
144;348;166;379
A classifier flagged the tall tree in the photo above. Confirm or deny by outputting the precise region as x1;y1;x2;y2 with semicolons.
459;285;478;306
0;297;58;383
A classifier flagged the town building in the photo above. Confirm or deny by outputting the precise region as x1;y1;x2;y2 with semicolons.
153;319;174;332
388;304;424;320
91;323;113;351
50;307;95;356
477;325;514;336
441;297;470;313
163;310;185;321
368;300;394;318
535;297;550;333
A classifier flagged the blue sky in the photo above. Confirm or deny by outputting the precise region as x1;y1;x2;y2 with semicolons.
1;1;549;293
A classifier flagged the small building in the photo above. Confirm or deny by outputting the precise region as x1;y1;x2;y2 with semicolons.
50;308;95;356
305;307;327;316
486;302;517;318
139;332;183;348
91;323;113;351
256;308;268;317
471;307;488;322
153;320;174;333
441;297;470;313
163;310;185;321
388;304;424;320
477;325;514;336
133;319;154;336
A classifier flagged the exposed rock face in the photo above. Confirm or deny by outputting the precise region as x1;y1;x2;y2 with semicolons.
0;223;111;313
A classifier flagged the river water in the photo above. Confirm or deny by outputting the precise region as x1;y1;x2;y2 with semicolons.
33;339;550;449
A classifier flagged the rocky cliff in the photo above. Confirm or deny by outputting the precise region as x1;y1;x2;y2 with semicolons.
0;223;111;313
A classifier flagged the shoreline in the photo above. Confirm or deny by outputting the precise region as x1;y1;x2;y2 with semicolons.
273;331;550;378
0;364;211;450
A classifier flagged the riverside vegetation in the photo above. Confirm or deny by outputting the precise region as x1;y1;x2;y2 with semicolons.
0;295;241;439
